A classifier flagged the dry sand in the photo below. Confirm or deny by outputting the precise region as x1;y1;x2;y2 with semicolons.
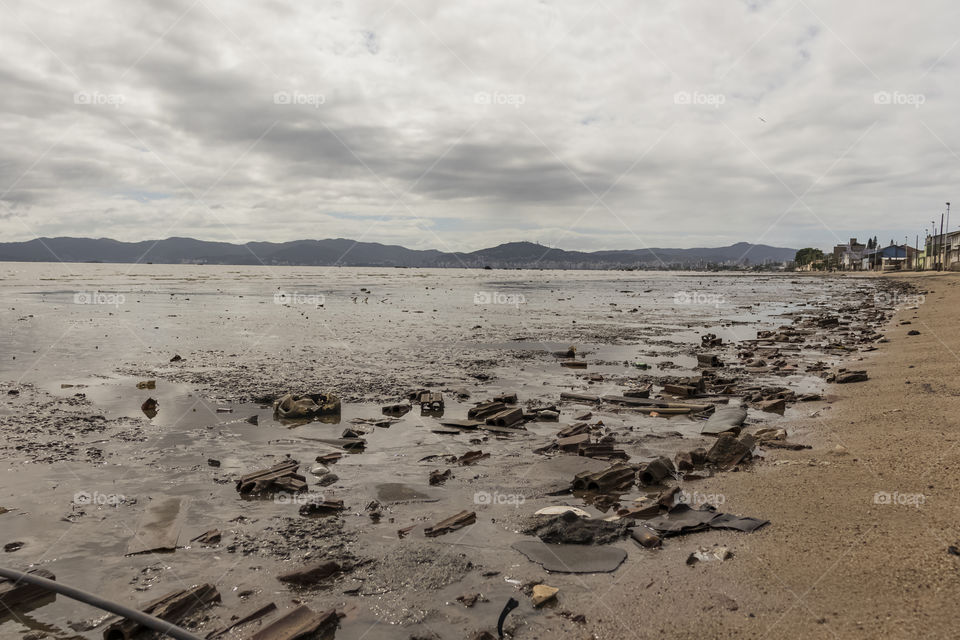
593;272;960;640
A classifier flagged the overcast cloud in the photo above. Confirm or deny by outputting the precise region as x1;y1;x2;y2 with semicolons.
0;0;958;251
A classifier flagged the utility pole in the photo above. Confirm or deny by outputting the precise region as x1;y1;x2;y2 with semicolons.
932;220;937;271
940;213;946;271
947;202;952;269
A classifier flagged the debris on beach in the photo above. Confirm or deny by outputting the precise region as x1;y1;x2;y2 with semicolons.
531;584;559;607
0;568;56;610
525;510;631;545
250;605;342;640
126;496;187;555
274;392;341;420
644;504;768;536
687;545;734;565
277;560;344;586
236;459;306;495
424;510;477;537
511;540;627;573
140;397;158;418
103;583;220;639
572;463;635;493
299;499;345;517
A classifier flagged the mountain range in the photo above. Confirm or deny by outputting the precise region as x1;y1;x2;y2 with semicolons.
0;237;797;269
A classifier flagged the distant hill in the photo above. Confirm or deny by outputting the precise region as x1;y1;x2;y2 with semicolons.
0;237;796;269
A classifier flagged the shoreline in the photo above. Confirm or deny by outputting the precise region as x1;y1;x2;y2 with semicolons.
597;271;960;639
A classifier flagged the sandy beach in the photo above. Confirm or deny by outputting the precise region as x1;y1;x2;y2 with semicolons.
596;271;960;639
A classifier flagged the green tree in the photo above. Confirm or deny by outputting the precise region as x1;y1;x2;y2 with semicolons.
794;247;825;266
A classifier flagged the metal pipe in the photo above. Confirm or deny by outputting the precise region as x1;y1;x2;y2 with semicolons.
0;567;203;640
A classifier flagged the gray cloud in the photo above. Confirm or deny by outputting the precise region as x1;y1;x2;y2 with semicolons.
0;0;957;252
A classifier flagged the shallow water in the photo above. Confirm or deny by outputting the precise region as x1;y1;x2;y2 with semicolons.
0;263;879;639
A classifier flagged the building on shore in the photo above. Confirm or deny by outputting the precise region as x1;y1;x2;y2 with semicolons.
923;231;960;271
833;238;867;271
861;244;917;271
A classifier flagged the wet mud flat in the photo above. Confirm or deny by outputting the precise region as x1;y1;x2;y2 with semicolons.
0;265;919;639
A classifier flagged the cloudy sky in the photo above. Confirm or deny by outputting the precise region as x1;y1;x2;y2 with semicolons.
0;0;958;252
